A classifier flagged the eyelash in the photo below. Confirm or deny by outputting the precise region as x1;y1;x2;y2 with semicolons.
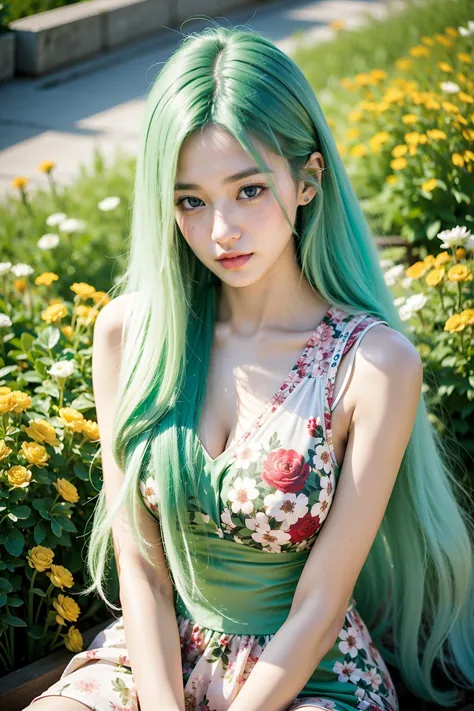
175;183;268;213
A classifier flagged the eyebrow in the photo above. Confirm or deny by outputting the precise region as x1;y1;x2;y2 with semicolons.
174;167;272;191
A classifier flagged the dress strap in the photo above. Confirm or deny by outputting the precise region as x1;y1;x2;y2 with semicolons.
324;311;390;415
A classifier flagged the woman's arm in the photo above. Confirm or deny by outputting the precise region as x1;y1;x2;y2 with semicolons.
227;325;424;711
92;295;184;711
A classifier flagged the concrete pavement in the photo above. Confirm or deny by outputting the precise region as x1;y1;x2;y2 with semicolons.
0;0;392;200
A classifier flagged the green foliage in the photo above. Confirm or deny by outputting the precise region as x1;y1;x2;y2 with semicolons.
4;0;87;23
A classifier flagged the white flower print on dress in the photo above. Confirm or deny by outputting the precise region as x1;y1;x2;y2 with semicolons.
263;490;308;528
333;660;362;683
252;525;291;552
234;443;261;470
228;477;259;514
338;626;364;658
200;512;210;524
139;476;159;512
361;667;383;689
313;442;333;474
221;507;236;530
318;474;335;503
245;511;269;533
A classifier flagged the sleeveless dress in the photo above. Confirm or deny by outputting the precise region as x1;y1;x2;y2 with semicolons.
31;305;399;711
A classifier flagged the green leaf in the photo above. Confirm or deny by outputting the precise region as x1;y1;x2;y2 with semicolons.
21;370;43;383
6;597;23;607
0;578;13;593
426;220;442;240
0;593;7;608
57;517;77;533
5;528;24;557
39;326;61;350
34;519;47;544
70;393;95;411
31;588;47;598
50;519;62;537
3;612;26;627
21;333;35;353
28;624;45;639
0;365;18;379
10;505;31;519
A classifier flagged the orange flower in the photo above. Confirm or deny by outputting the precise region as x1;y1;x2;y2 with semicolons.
11;177;29;190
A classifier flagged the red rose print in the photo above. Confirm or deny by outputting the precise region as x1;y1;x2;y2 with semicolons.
261;449;310;493
307;417;321;437
287;511;320;543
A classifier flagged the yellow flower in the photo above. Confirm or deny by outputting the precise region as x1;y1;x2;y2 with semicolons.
396;58;412;71
27;545;54;572
421;36;435;46
35;272;59;287
330;20;345;31
444;27;458;38
438;62;453;73
459;92;473;104
0;387;11;394
53;478;79;504
70;282;96;299
64;625;83;653
452;153;465;167
0;440;12;460
9;391;32;413
90;291;111;307
434;251;452;267
421;178;437;192
82;420;100;441
457;53;472;64
53;594;80;625
41;303;68;324
392;145;408;158
444;314;465;332
409;45;430;58
426;267;445;286
25;418;59;446
460;309;474;326
38;161;55;174
7;465;32;489
402;114;418;125
385;175;397;185
426;129;447;140
435;34;452;47
448;264;471;282
424;255;436;267
11;177;29;190
59;407;85;432
390;157;408;170
406;261;428;279
46;564;74;590
13;278;28;293
0;392;13;414
61;325;74;340
350;144;368;157
20;441;50;467
456;247;467;260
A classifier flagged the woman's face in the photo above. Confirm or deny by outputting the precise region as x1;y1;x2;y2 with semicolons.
174;124;310;286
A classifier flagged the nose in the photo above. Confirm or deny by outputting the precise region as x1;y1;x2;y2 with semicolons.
210;208;241;244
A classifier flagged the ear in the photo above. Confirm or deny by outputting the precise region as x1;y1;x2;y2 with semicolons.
297;151;325;207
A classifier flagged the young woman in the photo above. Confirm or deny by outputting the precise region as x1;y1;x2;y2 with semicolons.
28;25;474;711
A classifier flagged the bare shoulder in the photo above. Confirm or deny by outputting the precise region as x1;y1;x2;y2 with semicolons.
352;322;423;395
94;291;138;337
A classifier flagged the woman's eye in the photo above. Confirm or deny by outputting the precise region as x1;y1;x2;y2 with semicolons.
175;184;266;213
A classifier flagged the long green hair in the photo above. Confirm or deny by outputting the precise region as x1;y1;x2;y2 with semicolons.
81;25;474;707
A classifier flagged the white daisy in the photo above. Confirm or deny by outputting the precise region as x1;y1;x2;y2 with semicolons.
228;476;259;515
38;233;60;250
0;262;12;275
46;212;67;226
401;276;413;289
98;196;121;212
338;626;364;658
383;263;404;286
11;263;34;277
312;442;332;473
440;81;460;94
0;314;12;328
263;490;308;527
437;225;470;249
234;443;261;470
59;218;87;234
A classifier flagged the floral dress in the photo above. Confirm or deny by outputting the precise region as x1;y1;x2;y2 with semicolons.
31;305;399;711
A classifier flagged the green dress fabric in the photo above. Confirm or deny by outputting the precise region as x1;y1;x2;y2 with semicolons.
32;305;399;711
